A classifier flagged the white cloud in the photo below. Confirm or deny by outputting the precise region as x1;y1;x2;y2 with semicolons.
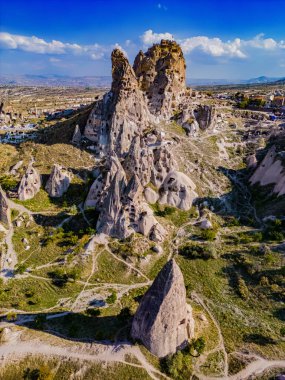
140;30;285;61
157;3;167;10
180;36;246;58
141;30;173;46
49;57;61;63
0;32;106;59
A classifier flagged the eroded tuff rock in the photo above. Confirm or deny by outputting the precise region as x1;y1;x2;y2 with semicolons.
159;171;197;210
193;105;216;131
84;49;151;157
0;186;10;225
84;41;198;240
131;259;194;357
250;146;285;196
133;40;186;119
45;164;72;198
18;163;41;201
91;154;166;241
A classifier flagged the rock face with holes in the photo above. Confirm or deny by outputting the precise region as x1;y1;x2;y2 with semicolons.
45;164;72;198
18;163;41;201
131;259;194;358
0;186;10;225
84;41;197;240
84;49;151;157
159;171;197;210
133;39;186;119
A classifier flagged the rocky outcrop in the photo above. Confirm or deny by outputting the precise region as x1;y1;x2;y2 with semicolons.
84;49;151;157
159;171;197;210
45;164;72;198
250;146;285;196
144;187;159;204
246;154;257;169
18;163;41;201
72;124;82;144
133;40;186;119
131;259;194;357
0;186;10;225
84;41;197;241
151;146;176;187
96;170;130;238
193;105;216;131
123;135;153;186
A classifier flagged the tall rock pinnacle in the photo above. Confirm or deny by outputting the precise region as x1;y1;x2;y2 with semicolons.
131;259;194;357
84;48;151;157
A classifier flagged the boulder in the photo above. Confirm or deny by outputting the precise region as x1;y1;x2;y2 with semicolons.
246;154;257;169
45;164;72;198
18;162;41;201
144;187;159;204
159;171;197;210
131;259;194;357
199;219;213;230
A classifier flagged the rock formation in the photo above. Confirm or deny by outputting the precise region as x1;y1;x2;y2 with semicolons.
84;41;197;240
133;40;186;119
45;164;72;198
0;186;10;225
250;146;285;196
131;259;194;358
159;171;197;210
18;162;41;201
193;105;216;131
72;124;82;144
84;48;152;157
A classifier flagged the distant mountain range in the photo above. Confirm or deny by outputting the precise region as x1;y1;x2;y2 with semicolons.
0;74;112;88
0;74;284;87
188;76;285;86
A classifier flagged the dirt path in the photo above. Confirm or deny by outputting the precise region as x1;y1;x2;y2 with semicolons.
192;291;229;378
0;335;168;380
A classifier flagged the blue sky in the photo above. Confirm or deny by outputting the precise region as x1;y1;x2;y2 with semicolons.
0;0;285;79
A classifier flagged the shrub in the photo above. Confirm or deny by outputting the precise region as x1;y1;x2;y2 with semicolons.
178;243;217;260
237;277;249;300
0;175;18;191
190;337;206;357
164;350;193;380
34;315;46;330
14;263;28;275
6;311;17;321
200;229;217;241
280;327;285;337
86;308;100;317
106;291;117;304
